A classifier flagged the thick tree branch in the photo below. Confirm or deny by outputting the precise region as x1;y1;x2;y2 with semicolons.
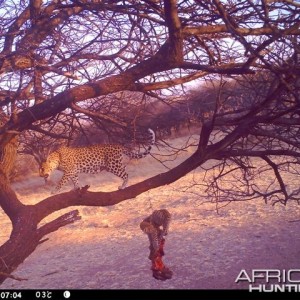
179;62;255;74
134;71;208;91
37;210;81;238
183;24;300;38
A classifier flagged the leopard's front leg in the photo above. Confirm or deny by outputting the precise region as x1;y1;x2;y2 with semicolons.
52;172;79;194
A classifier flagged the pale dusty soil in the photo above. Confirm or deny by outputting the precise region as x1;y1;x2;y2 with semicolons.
1;135;300;290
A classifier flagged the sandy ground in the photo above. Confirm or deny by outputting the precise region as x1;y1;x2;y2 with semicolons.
1;135;300;290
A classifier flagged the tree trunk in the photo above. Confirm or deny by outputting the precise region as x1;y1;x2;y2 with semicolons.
0;209;40;284
0;126;37;283
0;173;81;284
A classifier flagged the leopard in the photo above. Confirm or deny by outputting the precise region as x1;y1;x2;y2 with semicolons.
39;128;155;194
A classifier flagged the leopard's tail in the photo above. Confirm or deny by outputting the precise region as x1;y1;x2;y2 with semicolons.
124;128;155;159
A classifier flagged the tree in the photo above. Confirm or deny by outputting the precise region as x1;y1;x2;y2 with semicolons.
0;0;300;284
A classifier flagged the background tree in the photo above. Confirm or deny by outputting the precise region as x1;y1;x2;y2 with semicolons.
0;0;299;283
